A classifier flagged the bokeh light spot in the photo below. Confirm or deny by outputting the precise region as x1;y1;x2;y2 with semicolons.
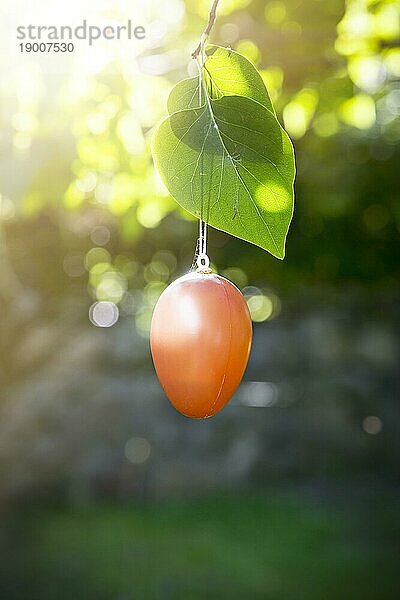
89;301;119;328
362;416;382;435
125;437;151;465
63;252;85;278
340;94;376;129
90;226;111;246
85;247;111;271
265;1;287;25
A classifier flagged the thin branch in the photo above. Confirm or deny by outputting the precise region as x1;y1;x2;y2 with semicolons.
191;0;221;263
192;0;221;59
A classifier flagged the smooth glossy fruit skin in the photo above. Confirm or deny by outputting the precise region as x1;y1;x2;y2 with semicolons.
150;271;252;418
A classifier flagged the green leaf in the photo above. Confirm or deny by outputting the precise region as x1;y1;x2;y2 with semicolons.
152;45;295;259
168;45;274;114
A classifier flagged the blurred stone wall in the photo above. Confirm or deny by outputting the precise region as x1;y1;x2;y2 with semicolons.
0;281;398;505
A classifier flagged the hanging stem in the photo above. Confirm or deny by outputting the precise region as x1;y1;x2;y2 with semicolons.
195;56;209;269
199;219;207;258
192;0;221;60
192;0;221;271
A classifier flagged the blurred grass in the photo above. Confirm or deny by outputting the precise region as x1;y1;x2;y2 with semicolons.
1;490;398;599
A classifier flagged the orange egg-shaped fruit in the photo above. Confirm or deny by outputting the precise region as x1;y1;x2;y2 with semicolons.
150;271;252;418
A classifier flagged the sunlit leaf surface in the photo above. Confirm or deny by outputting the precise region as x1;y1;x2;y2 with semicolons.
152;45;295;258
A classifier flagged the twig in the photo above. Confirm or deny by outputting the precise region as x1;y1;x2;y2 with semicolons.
192;0;221;59
191;0;221;266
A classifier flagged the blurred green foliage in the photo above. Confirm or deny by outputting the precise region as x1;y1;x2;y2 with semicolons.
0;0;399;336
1;491;399;599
